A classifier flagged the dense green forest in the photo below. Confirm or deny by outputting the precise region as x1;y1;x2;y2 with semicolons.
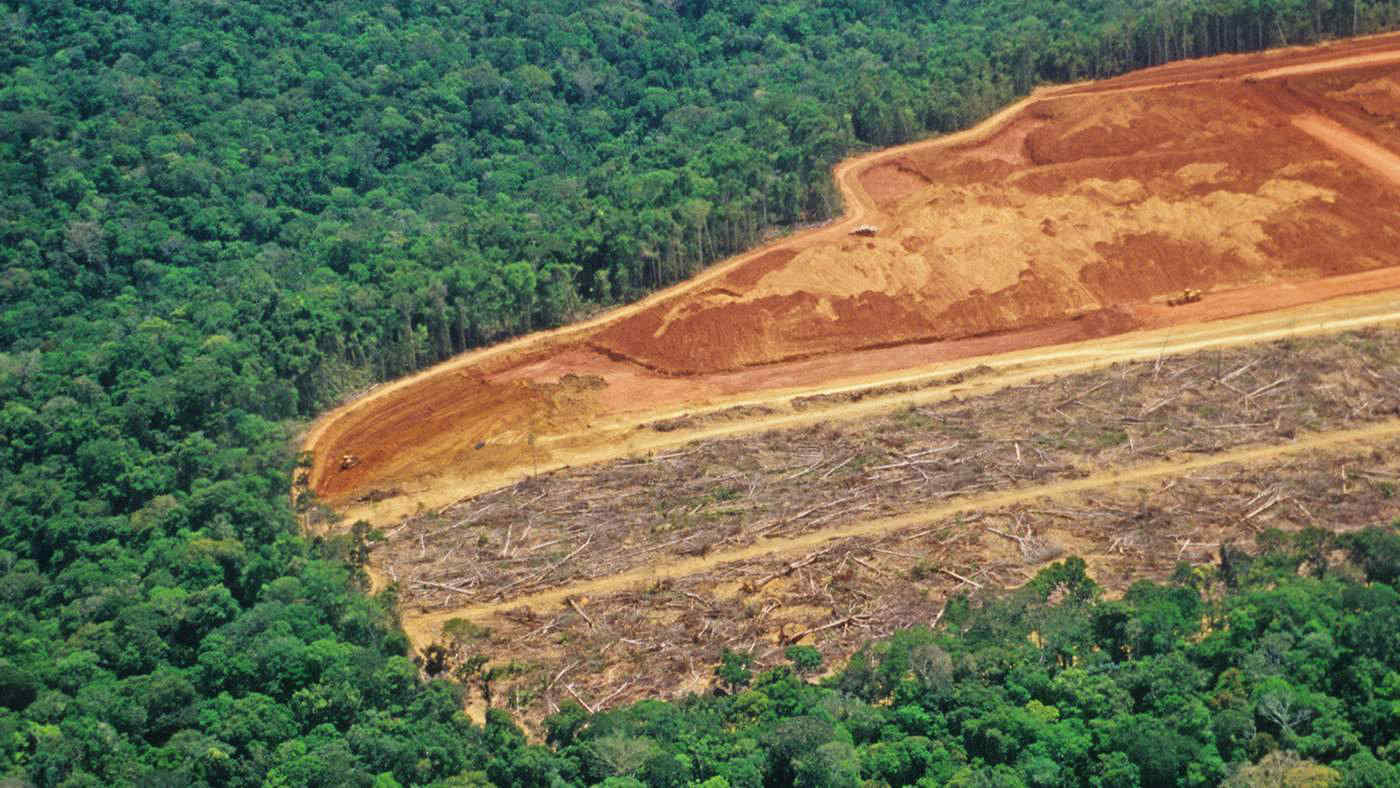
3;0;1400;784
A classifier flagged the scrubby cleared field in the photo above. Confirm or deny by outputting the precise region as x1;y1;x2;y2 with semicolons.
387;328;1400;718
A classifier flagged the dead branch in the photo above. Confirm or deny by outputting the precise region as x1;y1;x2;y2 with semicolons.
1141;393;1179;416
937;567;983;588
1219;358;1260;384
547;661;580;691
986;527;1027;546
754;548;833;588
782;615;866;645
850;555;893;576
412;579;475;595
1053;380;1111;407
818;455;856;480
495;534;593;598
764;493;862;533
597;681;634;709
778;454;826;481
1242;489;1284;521
565;684;595;714
931;601;948;629
567;597;597;629
1246;375;1293;400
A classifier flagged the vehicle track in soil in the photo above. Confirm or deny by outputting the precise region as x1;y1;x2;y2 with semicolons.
400;418;1400;644
302;34;1400;526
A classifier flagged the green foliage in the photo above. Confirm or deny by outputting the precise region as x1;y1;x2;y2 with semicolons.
715;649;754;693
785;645;823;676
1342;525;1400;586
496;533;1399;786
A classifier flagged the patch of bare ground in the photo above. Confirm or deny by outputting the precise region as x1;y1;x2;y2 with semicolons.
589;62;1400;376
377;327;1400;724
380;328;1400;605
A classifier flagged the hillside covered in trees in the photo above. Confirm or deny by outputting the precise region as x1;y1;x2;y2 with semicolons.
3;0;1400;785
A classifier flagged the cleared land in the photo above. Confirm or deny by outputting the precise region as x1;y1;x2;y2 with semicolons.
428;433;1400;716
304;34;1400;519
296;37;1400;722
591;62;1400;374
386;328;1400;719
386;332;1400;610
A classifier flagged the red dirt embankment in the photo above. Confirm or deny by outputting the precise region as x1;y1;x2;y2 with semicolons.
307;33;1400;512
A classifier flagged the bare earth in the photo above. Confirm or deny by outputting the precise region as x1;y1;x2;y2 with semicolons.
386;330;1400;722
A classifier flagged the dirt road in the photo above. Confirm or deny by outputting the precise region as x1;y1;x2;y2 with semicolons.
327;285;1400;525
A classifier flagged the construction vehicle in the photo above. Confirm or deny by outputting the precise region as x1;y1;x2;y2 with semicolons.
1166;288;1202;307
340;454;360;470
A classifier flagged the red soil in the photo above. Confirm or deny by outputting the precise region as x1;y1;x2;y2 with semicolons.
590;69;1400;374
307;33;1400;511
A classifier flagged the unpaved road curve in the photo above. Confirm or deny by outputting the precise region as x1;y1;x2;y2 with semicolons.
1247;47;1400;80
402;418;1400;644
305;33;1400;524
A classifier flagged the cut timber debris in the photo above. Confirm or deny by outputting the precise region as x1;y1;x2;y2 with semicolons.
384;329;1400;614
415;430;1400;724
986;526;1065;564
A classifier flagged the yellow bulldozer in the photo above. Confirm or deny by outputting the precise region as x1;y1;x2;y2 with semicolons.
1167;288;1202;307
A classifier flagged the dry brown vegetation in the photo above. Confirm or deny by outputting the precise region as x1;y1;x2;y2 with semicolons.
380;328;1400;608
411;431;1400;720
368;327;1400;720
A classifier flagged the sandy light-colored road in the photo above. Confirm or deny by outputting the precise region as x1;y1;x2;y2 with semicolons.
303;33;1400;527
